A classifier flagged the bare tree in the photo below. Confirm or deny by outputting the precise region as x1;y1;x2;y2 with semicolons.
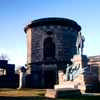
0;53;10;60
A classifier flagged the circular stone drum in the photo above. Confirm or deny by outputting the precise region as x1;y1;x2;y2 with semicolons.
24;17;81;88
24;17;81;68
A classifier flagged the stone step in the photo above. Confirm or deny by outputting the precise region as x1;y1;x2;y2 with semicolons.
45;88;81;98
45;89;56;98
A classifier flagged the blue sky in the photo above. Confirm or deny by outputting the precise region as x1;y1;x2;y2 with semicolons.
0;0;100;67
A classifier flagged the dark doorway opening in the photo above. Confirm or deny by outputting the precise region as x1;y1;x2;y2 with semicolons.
44;37;55;60
44;70;56;88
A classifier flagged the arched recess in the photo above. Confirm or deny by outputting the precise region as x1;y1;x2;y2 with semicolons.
43;37;55;59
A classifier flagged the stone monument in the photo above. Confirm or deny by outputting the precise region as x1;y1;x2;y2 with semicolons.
54;55;88;93
45;23;88;98
24;17;81;88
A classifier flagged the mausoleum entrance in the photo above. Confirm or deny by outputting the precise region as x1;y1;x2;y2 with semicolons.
44;70;56;88
44;37;55;60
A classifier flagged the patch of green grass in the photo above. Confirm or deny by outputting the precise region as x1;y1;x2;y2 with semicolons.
0;89;45;97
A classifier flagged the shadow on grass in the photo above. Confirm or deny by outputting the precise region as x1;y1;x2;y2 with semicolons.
0;96;100;100
0;96;47;100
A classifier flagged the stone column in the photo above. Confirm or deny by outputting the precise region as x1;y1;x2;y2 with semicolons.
18;67;26;89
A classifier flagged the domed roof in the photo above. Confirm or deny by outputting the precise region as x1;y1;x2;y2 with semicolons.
24;17;81;33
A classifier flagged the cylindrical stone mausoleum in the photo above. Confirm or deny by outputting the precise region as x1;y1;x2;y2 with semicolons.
24;17;81;88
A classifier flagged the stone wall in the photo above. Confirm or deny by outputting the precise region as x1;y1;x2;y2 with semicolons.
0;60;19;88
27;25;78;66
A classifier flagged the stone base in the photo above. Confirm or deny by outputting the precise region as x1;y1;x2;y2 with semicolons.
45;89;56;98
55;73;86;93
45;88;81;98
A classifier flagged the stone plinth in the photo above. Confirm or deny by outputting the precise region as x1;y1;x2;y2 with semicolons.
55;74;86;93
54;55;88;93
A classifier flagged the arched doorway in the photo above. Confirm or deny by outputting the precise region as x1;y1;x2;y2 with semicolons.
43;37;55;60
43;37;56;88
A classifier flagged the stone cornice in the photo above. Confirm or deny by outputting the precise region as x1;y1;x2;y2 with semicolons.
24;17;81;33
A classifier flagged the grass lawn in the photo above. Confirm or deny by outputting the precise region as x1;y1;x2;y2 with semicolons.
0;89;100;100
